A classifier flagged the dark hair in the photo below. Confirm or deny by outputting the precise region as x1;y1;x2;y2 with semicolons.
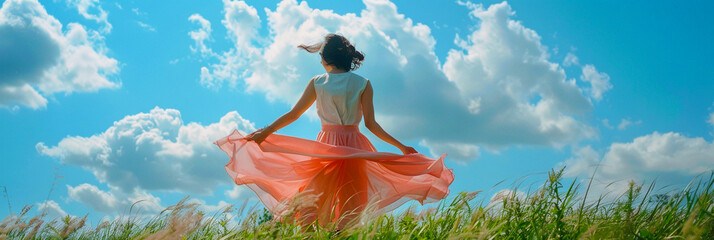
298;33;365;71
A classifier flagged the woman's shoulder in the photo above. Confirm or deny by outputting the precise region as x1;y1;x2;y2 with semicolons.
348;72;369;85
311;73;329;84
349;72;369;92
312;72;368;84
349;71;367;80
313;73;329;79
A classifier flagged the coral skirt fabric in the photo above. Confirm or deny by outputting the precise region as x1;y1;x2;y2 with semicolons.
214;123;454;229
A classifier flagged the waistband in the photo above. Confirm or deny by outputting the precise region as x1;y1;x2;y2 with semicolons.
320;123;359;131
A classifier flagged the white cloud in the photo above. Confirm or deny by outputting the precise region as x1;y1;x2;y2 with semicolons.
602;118;640;131
188;14;215;58
131;8;144;16
563;52;579;67
188;198;232;215
222;0;260;53
580;64;612;101
559;145;599;178
708;106;714;128
66;183;164;215
125;190;164;214
0;84;48;109
467;97;482;114
0;0;120;110
443;1;596;146
224;185;254;201
37;106;255;217
189;0;608;161
37;107;256;196
558;132;714;200
617;118;641;130
195;0;261;89
137;21;155;32
64;0;111;33
36;200;71;220
602;119;613;130
419;139;479;162
186;198;241;229
67;183;120;213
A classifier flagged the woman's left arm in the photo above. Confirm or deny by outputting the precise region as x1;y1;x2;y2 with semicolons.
246;78;316;144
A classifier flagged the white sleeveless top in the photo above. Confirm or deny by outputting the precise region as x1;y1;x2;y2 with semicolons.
313;72;369;126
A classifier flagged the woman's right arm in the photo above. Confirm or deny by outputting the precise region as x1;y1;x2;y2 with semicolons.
246;78;316;144
360;80;417;155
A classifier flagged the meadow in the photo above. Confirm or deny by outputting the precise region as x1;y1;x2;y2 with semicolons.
1;167;712;239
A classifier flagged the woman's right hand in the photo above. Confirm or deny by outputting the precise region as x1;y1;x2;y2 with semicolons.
245;128;270;144
400;145;418;155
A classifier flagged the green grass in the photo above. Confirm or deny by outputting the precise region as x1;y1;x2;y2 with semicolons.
2;167;713;239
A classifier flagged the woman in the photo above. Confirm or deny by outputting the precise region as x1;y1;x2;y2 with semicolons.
214;33;454;230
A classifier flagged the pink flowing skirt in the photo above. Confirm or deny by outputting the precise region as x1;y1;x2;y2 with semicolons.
214;123;454;229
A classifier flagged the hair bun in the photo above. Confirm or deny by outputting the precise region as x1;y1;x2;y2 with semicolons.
298;33;365;71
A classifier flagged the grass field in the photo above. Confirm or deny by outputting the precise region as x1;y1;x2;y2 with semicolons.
2;167;712;239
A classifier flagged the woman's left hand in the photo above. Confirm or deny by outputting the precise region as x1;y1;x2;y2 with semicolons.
245;128;270;144
400;146;418;155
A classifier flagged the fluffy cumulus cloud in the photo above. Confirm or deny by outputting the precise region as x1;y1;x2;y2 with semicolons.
442;1;596;146
0;0;119;110
36;200;72;220
189;0;611;161
66;183;163;215
558;132;714;199
189;0;262;90
67;183;120;214
37;107;256;213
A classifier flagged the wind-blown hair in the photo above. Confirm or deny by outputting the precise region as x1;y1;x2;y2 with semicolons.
298;33;365;71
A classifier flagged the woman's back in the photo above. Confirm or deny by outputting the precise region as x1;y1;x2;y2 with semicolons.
218;33;453;230
313;72;369;126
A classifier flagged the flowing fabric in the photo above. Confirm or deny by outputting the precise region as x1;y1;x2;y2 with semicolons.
214;123;454;229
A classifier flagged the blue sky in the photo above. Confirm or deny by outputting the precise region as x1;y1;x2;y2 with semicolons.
1;0;713;227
